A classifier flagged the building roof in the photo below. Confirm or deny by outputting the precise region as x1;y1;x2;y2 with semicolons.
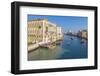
28;18;48;22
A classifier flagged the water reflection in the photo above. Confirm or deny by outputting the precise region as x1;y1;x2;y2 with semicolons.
28;35;88;61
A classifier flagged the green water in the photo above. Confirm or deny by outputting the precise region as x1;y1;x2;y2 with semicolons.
28;35;87;61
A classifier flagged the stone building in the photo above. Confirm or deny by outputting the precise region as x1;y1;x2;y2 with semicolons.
28;19;63;44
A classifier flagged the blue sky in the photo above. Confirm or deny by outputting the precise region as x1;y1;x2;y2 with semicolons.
28;15;88;33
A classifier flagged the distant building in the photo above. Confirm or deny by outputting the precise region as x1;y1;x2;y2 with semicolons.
81;30;87;39
77;30;87;39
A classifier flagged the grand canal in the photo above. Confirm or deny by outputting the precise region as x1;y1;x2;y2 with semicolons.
28;35;88;61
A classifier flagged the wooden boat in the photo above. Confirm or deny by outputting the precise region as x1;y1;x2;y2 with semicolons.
40;43;56;49
56;41;61;45
70;37;73;40
80;41;84;44
49;44;56;49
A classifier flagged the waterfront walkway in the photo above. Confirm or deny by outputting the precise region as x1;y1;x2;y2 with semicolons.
66;34;87;40
28;40;59;52
28;43;39;52
28;41;52;52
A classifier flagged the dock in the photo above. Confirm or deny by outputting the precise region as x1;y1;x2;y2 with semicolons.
28;39;62;51
28;43;39;52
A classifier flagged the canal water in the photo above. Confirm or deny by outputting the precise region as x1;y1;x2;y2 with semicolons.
28;35;88;61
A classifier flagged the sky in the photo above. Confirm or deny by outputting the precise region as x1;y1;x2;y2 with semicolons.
28;15;88;33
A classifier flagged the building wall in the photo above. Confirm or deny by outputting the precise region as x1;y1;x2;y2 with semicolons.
57;27;63;40
28;19;63;44
48;22;57;42
81;31;87;39
28;20;43;44
77;30;87;39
